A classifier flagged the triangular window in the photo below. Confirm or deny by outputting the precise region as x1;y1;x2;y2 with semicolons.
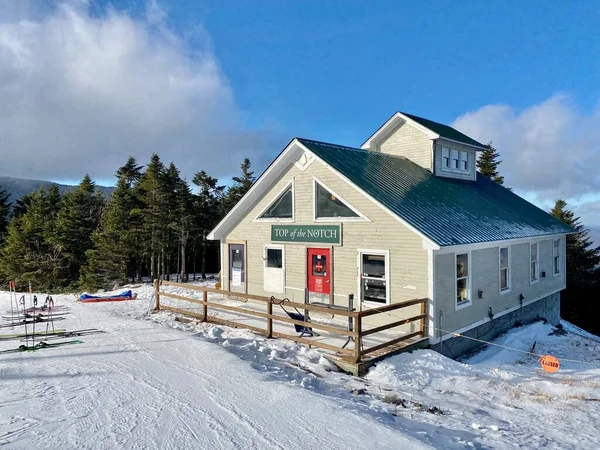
315;181;360;218
259;184;293;219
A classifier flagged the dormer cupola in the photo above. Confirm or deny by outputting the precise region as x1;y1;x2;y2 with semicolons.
361;111;486;181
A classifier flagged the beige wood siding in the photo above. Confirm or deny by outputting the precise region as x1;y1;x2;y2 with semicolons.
221;157;429;329
375;121;433;170
433;139;477;181
433;237;566;337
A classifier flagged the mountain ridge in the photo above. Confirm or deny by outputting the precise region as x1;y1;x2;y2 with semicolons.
0;175;114;203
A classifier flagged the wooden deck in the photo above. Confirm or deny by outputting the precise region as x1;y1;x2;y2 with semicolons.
153;280;430;376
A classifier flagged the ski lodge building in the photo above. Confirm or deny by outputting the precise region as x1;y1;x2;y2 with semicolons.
208;111;573;356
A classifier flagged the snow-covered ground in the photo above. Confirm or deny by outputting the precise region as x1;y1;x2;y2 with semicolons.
0;282;599;449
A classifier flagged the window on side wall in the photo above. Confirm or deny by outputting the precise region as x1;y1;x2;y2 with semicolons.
530;243;539;283
456;253;470;307
500;246;510;292
553;239;561;275
258;184;293;220
315;180;360;219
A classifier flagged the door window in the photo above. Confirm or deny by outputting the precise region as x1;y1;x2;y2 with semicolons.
312;254;327;276
231;249;243;269
266;248;283;269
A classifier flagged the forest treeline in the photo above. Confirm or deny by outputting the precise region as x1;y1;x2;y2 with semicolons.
0;154;254;292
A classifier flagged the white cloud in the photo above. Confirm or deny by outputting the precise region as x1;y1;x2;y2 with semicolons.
453;94;600;201
0;1;276;184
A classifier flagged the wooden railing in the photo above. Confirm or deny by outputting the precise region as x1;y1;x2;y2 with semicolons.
153;280;428;363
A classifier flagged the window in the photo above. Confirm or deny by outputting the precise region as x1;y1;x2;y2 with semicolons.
315;181;360;219
359;252;388;304
259;184;293;220
442;147;451;169
500;246;510;292
460;151;469;171
530;243;539;283
553;239;560;275
452;149;460;169
311;254;327;276
266;248;283;269
456;253;470;306
441;146;470;173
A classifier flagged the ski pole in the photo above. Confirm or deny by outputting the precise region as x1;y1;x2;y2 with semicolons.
32;295;38;348
19;295;28;346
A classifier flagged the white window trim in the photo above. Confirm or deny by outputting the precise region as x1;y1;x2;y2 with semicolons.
530;242;539;285
553;238;561;277
263;244;285;294
499;246;511;294
357;249;390;307
440;146;471;175
455;251;472;310
253;179;295;223
313;176;370;223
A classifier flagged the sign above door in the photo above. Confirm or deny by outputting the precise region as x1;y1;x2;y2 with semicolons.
271;224;341;245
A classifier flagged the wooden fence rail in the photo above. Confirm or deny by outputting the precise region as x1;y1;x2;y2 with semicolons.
152;280;428;364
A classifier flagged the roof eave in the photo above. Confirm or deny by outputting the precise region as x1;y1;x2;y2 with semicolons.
361;112;439;149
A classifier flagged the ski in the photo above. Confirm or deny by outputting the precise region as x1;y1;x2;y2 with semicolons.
0;329;67;340
13;306;69;315
21;329;105;341
0;317;66;328
2;312;70;320
0;339;83;355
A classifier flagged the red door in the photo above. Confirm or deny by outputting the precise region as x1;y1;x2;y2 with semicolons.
307;248;331;296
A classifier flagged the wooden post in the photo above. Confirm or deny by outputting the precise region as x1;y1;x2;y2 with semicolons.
154;279;160;311
202;290;208;321
266;297;273;338
420;299;427;337
354;313;362;363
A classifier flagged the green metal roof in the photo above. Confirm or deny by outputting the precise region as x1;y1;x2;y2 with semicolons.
400;111;487;149
298;138;573;246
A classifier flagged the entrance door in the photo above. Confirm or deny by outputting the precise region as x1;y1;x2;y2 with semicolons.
307;248;330;303
229;244;245;293
264;246;284;293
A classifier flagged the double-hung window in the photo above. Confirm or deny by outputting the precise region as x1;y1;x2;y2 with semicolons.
553;239;561;275
456;253;470;306
460;151;469;171
500;246;510;292
451;149;460;170
442;147;451;169
530;243;539;283
359;251;388;304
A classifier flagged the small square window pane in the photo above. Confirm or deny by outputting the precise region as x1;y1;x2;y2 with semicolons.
457;254;469;277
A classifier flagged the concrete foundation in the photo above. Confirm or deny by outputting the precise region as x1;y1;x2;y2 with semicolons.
437;292;561;359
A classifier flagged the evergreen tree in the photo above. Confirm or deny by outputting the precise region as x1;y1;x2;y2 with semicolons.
0;187;64;290
0;186;10;241
193;171;225;279
550;199;600;332
134;154;169;280
12;192;34;218
477;142;506;186
81;158;143;289
224;158;255;212
52;175;105;286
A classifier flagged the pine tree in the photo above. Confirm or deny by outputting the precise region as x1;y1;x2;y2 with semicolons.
550;199;600;332
0;186;10;241
81;158;143;289
52;175;105;286
477;142;506;186
0;187;64;290
193;170;225;279
134;154;169;280
224;158;255;212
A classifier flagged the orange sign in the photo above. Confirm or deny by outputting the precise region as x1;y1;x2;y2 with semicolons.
539;355;560;373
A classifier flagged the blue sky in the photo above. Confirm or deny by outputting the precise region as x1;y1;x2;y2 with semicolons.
2;0;600;230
